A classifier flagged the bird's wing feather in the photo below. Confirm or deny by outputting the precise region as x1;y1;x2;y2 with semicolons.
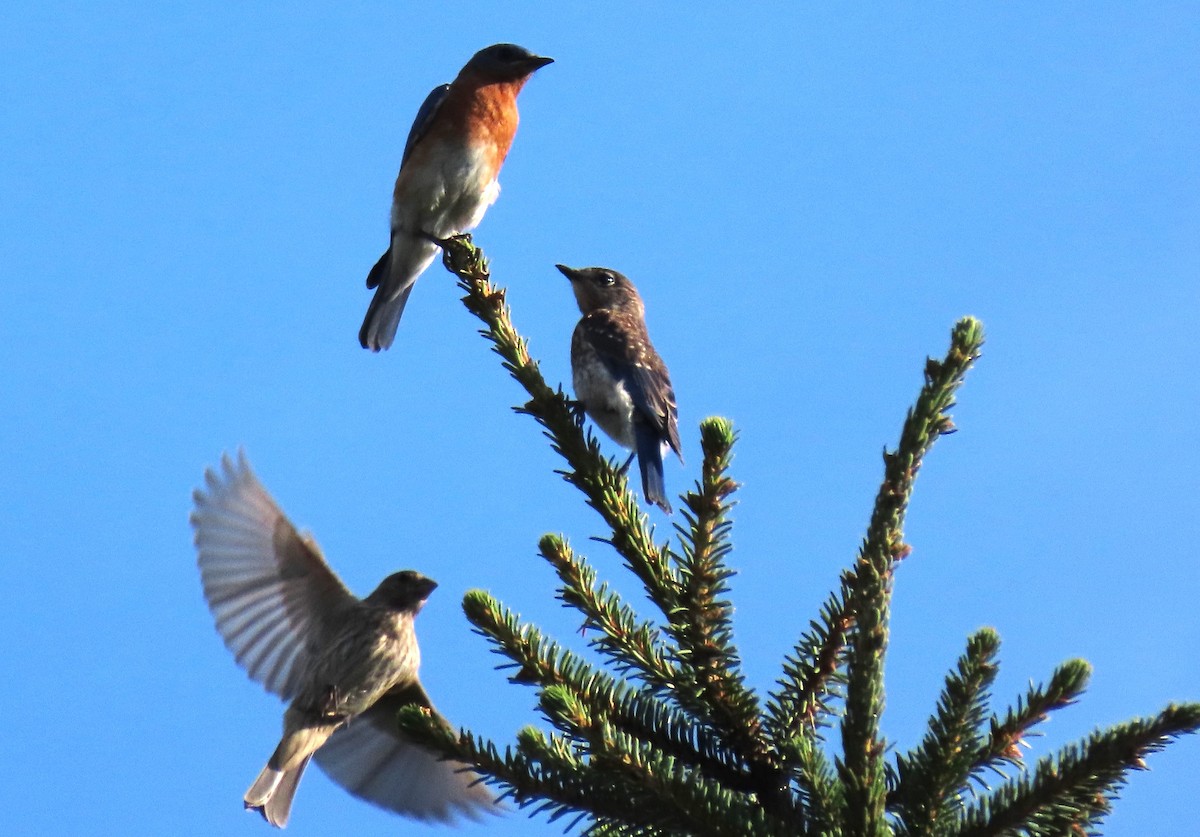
313;682;497;822
580;311;682;456
192;451;354;700
401;83;451;168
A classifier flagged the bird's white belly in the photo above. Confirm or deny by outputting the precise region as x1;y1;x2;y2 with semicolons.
573;354;636;450
395;143;500;238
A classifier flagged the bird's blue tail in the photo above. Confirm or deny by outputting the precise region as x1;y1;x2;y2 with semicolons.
359;277;414;351
359;236;437;351
635;423;671;513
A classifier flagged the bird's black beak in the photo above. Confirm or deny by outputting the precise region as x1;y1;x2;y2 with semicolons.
417;577;438;599
556;264;580;282
527;55;554;71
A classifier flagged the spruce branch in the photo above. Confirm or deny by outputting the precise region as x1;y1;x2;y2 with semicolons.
889;628;1002;834
537;681;757;796
839;317;986;837
394;709;678;831
540;501;773;751
460;588;677;692
539;534;684;688
390;708;549;809
671;418;776;778
769;588;853;832
461;587;760;796
837;558;892;837
769;580;853;744
514;725;630;820
489;720;794;837
973;659;1092;783
577;721;794;837
784;736;845;836
438;236;681;628
950;703;1200;836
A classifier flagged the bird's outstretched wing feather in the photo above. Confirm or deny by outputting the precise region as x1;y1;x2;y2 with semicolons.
192;451;354;700
313;682;498;822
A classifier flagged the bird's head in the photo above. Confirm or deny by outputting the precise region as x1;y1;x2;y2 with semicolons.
556;264;645;316
365;570;438;612
463;43;554;84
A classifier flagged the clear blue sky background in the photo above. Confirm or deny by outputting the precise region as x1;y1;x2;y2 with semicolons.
2;4;1197;835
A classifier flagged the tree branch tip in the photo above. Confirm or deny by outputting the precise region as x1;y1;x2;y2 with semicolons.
516;725;548;746
699;415;737;438
462;589;501;623
538;532;569;552
1054;658;1094;691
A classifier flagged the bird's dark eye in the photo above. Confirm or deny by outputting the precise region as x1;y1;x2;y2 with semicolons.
599;272;616;286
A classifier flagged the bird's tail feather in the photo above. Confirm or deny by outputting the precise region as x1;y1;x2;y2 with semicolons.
635;425;671;513
244;756;312;828
244;718;337;827
365;250;389;290
245;765;282;811
359;237;439;351
359;279;415;351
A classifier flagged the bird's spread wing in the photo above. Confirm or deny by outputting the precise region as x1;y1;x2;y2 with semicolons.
401;83;450;168
313;682;497;822
580;311;682;457
191;451;354;700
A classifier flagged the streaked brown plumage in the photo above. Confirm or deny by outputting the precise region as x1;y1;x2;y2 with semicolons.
557;265;682;511
191;451;495;827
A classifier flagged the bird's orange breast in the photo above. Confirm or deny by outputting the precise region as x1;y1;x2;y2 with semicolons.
445;79;523;172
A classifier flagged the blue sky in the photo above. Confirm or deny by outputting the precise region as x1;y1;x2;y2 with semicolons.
2;3;1198;835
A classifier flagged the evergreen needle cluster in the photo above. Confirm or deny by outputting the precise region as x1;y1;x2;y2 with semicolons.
393;237;1198;836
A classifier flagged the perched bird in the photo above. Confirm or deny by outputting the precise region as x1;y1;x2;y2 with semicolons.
557;265;683;512
191;452;495;827
360;43;553;351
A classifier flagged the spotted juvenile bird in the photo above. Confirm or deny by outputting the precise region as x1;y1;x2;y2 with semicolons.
360;43;553;351
557;265;683;512
191;452;495;827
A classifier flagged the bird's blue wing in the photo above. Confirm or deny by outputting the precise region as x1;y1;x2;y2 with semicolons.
401;83;450;167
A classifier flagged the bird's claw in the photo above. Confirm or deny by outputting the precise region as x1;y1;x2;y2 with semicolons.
422;231;474;249
318;685;340;719
563;397;587;420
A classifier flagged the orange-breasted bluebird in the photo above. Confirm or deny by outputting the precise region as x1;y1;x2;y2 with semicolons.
557;265;683;513
192;452;496;827
359;43;553;351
